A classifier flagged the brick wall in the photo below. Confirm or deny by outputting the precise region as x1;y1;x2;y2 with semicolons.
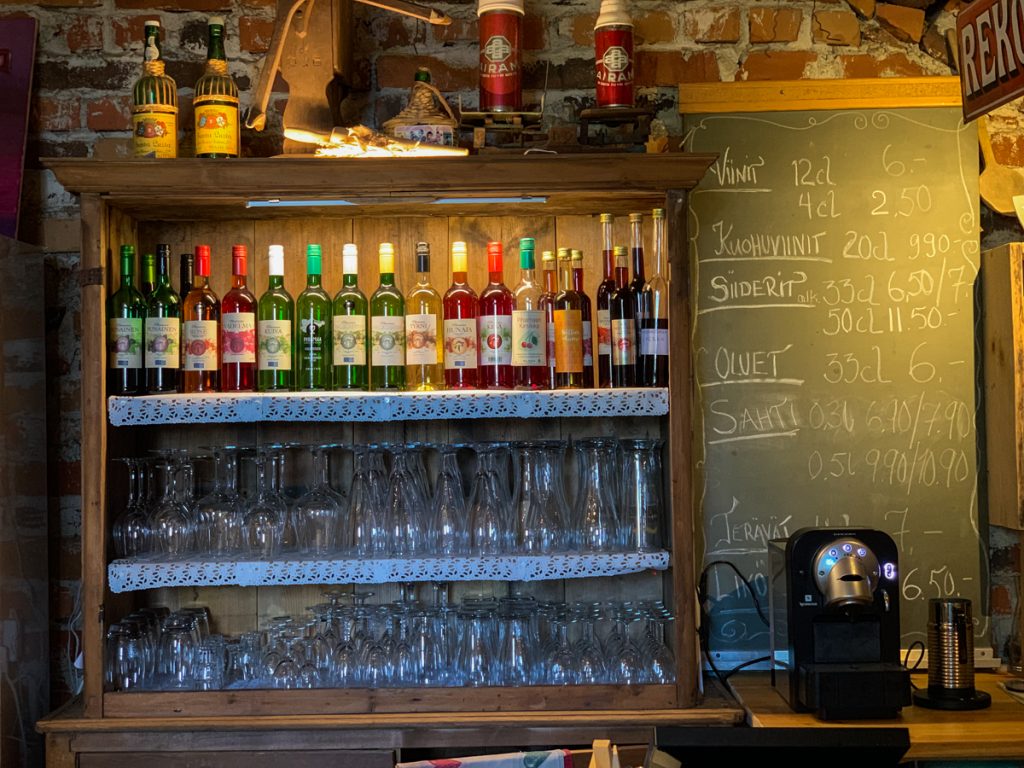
3;0;1023;703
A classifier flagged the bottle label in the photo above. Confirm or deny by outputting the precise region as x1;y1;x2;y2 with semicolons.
300;317;327;360
444;318;478;370
546;319;555;367
109;318;143;369
511;309;545;367
132;111;177;159
371;315;405;367
405;313;439;365
479;314;513;366
611;318;636;366
554;309;583;373
195;103;239;156
641;327;670;357
582;320;594;366
183;320;218;371
258;319;292;371
145;316;179;369
221;312;256;364
596;309;612;356
595;27;634;108
333;315;366;366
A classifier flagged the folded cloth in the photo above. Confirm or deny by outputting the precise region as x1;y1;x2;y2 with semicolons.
396;749;573;768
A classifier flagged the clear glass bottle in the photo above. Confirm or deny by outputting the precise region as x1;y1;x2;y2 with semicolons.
333;243;368;390
370;242;405;391
144;244;180;394
640;207;669;386
537;250;557;390
193;16;239;158
442;241;479;389
512;237;546;390
405;242;444;390
257;244;294;392
296;244;331;391
181;244;220;393
131;19;177;158
220;244;257;392
478;241;514;390
107;244;146;396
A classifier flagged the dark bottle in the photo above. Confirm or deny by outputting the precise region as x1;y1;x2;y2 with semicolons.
145;245;180;393
571;248;594;389
220;244;257;391
107;244;146;395
178;251;194;371
595;213;616;388
628;212;648;383
609;245;636;387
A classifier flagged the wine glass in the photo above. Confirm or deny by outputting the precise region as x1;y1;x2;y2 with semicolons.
431;445;469;555
294;445;343;556
195;447;243;555
386;448;427;556
469;443;512;555
574;438;620;552
150;460;194;559
242;452;285;559
112;457;151;558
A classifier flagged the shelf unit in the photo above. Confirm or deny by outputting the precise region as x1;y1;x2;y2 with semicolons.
40;153;726;762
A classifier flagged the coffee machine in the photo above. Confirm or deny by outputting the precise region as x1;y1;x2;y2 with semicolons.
768;528;910;720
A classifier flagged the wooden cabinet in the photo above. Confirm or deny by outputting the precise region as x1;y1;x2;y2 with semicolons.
38;153;743;763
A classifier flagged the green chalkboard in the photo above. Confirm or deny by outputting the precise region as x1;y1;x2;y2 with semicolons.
683;107;985;661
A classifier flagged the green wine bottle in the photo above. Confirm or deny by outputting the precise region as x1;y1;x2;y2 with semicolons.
258;244;295;391
107;244;147;395
145;244;180;393
296;243;331;390
370;242;405;391
333;243;368;390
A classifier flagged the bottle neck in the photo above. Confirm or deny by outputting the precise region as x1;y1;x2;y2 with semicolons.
416;270;430;286
543;267;557;293
207;30;226;62
452;270;468;284
653;216;665;276
614;259;629;289
379;272;395;287
343;272;357;287
232;273;246;289
558;262;573;292
193;274;210;290
571;263;584;291
631;222;646;281
268;274;284;289
307;273;321;287
520;267;536;284
488;269;503;284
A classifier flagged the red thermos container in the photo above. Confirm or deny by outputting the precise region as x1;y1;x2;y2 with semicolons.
478;0;524;112
595;0;634;108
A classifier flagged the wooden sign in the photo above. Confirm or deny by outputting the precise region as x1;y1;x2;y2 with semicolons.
956;0;1024;121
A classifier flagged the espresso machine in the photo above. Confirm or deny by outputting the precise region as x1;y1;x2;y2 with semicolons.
768;528;910;720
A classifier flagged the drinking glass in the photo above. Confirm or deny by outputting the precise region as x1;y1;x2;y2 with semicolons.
432;446;469;555
150;461;194;559
158;615;196;689
350;447;390;557
112;457;151;558
574;438;620;552
195;447;243;555
112;619;146;691
268;445;300;553
469;443;512;555
386;448;427;556
242;452;285;558
193;642;224;690
459;607;495;687
295;445;343;555
514;441;569;554
619;438;664;552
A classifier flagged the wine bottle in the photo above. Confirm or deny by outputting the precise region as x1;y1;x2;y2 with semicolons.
405;242;443;391
296;244;331;391
332;243;368;391
553;247;584;390
595;213;616;388
257;244;294;392
107;244;146;396
512;237;546;390
178;251;193;371
609;245;636;387
370;242;406;391
442;241;479;390
628;212;648;383
537;249;557;390
220;244;257;391
640;207;669;387
572;248;595;388
181;244;220;393
131;19;177;158
478;241;514;390
194;17;239;158
145;244;180;393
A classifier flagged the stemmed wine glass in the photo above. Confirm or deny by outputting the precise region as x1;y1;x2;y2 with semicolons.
242;451;285;559
150;459;194;559
112;457;151;558
469;442;513;555
195;446;243;556
294;444;343;556
431;445;469;555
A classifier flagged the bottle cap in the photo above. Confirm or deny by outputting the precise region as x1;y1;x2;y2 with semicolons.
556;247;570;260
599;213;613;224
120;244;135;259
452;241;468;273
194;244;211;276
519;238;535;269
416;241;430;273
595;0;632;29
142;252;156;267
477;0;524;17
613;245;628;260
156;243;170;258
232;244;247;276
415;68;432;83
629;212;643;224
541;250;556;263
379;242;395;274
487;241;503;273
268;244;284;276
342;243;358;275
208;15;225;27
571;248;583;263
306;243;322;275
652;207;665;219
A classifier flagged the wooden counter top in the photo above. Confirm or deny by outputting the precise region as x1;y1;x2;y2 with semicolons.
729;672;1024;762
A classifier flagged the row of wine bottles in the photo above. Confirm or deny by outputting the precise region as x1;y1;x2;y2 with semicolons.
107;211;669;395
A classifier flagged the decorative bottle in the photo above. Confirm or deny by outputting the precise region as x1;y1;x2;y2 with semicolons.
194;17;239;158
131;19;177;158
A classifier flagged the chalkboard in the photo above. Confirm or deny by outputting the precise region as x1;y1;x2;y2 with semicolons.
683;105;986;659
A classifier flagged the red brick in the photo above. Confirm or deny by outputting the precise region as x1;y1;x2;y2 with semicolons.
239;16;273;53
683;7;741;43
739;50;817;80
875;3;925;43
376;56;475;91
812;9;861;45
635;11;677;44
113;0;230;10
432;17;477;45
571;13;598;46
110;16;148;49
636;49;719;86
749;7;802;43
992;133;1024;168
838;51;927;76
86;95;131;132
32;96;81;132
847;0;876;19
65;14;104;52
522;15;546;51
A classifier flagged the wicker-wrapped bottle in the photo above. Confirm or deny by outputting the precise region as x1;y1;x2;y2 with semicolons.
194;17;240;158
131;20;178;158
